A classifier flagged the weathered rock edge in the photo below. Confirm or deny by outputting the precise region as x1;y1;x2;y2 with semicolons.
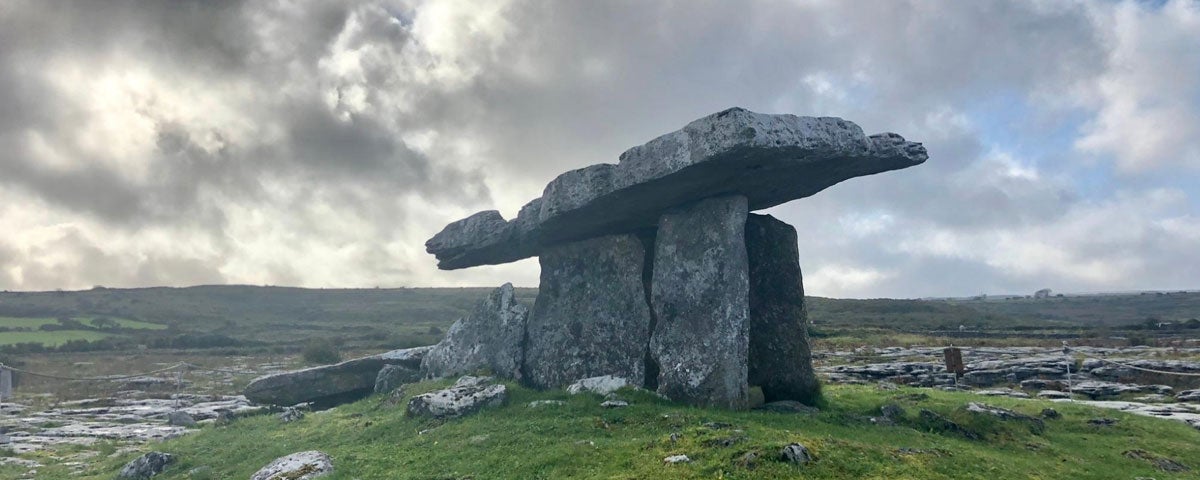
243;346;431;407
427;107;926;269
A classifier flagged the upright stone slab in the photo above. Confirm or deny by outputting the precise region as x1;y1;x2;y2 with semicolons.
650;195;750;408
523;234;652;389
420;283;529;380
746;214;820;404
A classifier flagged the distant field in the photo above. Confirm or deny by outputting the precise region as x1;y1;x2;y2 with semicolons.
0;330;113;346
0;316;58;329
77;316;168;330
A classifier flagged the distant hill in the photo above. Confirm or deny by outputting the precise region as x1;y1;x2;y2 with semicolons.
1;286;1194;350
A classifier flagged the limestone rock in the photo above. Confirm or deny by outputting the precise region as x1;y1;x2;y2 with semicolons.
243;346;430;407
278;407;304;423
780;443;813;464
566;375;633;396
420;284;528;380
650;195;749;408
757;400;820;414
427;108;926;269
406;376;508;419
965;402;1045;434
250;451;333;480
745;213;820;404
663;454;691;464
118;451;174;479
165;411;196;427
375;364;419;394
1178;390;1200;402
523;234;652;389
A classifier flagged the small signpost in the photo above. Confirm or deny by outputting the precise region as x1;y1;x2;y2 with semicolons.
943;347;965;375
0;365;12;401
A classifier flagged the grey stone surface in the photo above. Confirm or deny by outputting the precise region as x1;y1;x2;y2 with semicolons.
250;450;333;480
780;443;813;464
420;284;529;380
426;107;926;269
523;234;652;389
374;364;420;394
166;411;196;427
745;213;820;404
406;376;507;419
565;375;633;396
118;451;174;479
649;195;749;408
243;346;430;407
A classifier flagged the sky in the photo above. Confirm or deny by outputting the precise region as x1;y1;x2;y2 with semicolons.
0;0;1197;298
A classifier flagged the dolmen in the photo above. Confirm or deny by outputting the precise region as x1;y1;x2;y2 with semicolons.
424;107;926;409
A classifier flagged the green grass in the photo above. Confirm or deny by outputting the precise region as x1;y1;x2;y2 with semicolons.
0;316;59;329
0;330;112;346
31;383;1199;480
76;316;167;330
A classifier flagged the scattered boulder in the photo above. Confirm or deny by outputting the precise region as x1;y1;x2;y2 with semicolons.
663;454;691;464
118;451;174;479
250;451;333;480
566;375;632;396
1040;408;1061;419
650;195;750;408
244;346;430;407
527;400;566;408
880;403;906;421
1088;417;1118;427
375;364;420;394
919;409;981;441
745;214;820;404
1036;390;1071;399
165;411;196;427
1124;449;1190;473
1177;390;1200;403
278;407;304;423
965;402;1045;434
420;284;528;380
780;443;813;464
974;388;1030;399
523;234;653;389
407;376;508;419
757;400;820;414
601;399;629;408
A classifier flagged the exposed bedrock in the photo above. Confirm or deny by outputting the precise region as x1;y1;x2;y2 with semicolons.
649;195;750;408
746;214;821;404
420;283;529;380
426;107;927;269
522;234;653;389
243;346;430;407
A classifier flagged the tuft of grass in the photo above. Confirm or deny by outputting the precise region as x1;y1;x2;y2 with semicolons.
30;383;1200;480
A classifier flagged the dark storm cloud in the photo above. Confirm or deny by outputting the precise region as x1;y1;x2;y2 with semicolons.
0;0;1195;294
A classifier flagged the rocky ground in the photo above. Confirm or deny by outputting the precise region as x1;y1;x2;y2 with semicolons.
815;345;1200;430
4;345;1200;477
0;358;291;477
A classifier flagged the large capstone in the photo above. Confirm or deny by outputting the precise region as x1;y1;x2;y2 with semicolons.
243;346;430;407
522;234;653;389
420;283;529;380
746;213;820;404
427;107;926;269
649;195;750;408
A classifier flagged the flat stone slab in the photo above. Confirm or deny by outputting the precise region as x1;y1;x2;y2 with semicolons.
427;107;925;269
244;346;431;407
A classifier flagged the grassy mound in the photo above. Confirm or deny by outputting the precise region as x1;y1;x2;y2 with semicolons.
20;383;1200;479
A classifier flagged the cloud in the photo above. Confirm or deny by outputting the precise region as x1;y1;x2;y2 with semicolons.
0;0;1195;297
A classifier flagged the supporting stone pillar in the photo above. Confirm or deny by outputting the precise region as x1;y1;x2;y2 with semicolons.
650;195;749;408
746;214;820;404
522;234;652;389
